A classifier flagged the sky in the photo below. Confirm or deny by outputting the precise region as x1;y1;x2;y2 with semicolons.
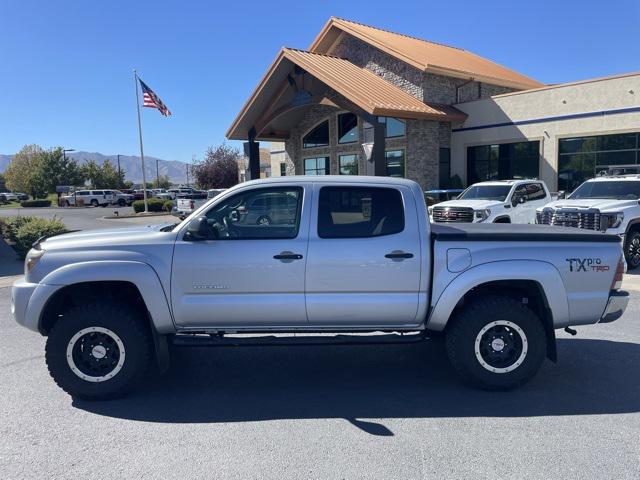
1;0;638;162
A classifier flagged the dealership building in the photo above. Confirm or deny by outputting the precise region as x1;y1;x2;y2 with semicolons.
227;17;640;192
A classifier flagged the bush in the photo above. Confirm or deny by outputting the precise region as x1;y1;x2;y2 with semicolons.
20;199;51;208
132;198;166;213
162;200;174;212
1;217;67;258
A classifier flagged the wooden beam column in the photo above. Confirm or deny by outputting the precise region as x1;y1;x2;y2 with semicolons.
244;127;260;180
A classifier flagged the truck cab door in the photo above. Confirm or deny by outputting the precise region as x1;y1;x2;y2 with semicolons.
170;184;311;328
305;184;423;327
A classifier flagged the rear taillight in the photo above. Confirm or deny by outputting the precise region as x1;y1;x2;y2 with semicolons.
611;256;626;291
190;200;195;209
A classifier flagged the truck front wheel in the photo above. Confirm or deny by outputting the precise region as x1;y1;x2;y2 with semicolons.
45;303;152;400
445;296;546;390
624;231;640;270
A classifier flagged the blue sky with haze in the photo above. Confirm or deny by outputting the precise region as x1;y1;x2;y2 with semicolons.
1;0;638;162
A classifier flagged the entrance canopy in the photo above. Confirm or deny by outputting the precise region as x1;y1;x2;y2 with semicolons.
227;48;467;141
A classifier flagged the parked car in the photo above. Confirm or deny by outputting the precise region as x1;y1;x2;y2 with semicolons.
104;190;135;207
0;190;19;202
429;179;551;224
175;190;211;217
537;175;640;269
15;192;29;201
62;190;115;207
11;176;629;399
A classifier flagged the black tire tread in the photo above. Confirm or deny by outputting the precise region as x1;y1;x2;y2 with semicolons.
624;230;640;270
45;302;152;400
445;295;546;391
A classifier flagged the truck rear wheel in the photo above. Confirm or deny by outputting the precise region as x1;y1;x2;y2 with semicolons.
624;231;640;270
445;296;546;390
45;303;152;400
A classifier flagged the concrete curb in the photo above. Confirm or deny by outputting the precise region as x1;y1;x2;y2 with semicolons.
103;213;174;219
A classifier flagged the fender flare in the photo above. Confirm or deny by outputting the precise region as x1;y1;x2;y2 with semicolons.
32;260;175;334
625;218;640;235
426;260;569;331
492;215;511;223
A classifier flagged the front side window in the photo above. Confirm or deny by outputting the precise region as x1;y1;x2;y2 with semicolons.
318;187;404;239
525;183;546;201
338;113;358;144
304;157;329;175
303;120;329;148
385;150;405;177
193;187;302;240
338;154;358;175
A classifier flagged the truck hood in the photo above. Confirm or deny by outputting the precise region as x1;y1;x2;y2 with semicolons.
539;198;638;211
434;199;503;210
41;223;176;251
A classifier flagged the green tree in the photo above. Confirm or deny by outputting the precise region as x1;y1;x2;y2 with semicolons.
0;173;6;190
39;147;81;192
79;159;103;188
156;175;171;189
5;144;48;198
79;159;125;188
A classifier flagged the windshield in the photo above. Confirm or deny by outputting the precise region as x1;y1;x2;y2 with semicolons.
569;181;640;200
459;185;512;201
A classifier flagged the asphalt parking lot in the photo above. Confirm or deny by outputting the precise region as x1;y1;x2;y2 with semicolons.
1;208;639;479
0;286;638;479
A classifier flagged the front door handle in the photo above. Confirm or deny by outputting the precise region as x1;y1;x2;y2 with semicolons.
274;252;303;260
385;252;414;259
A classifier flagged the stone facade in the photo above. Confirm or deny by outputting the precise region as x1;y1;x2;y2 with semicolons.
280;33;516;190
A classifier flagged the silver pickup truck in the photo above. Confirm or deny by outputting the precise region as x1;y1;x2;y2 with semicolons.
11;176;629;399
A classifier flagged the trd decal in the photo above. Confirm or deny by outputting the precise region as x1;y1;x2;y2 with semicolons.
566;258;610;272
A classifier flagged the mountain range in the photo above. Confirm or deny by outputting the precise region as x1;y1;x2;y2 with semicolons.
0;151;189;185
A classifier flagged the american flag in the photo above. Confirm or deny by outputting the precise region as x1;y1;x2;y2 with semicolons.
139;78;171;116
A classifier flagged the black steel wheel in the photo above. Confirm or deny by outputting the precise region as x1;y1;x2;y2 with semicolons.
624;231;640;270
445;296;546;390
256;215;272;225
46;302;152;400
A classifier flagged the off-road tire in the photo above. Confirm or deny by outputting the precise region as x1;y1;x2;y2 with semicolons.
90;199;99;207
117;198;126;207
624;230;640;270
45;303;152;400
445;296;547;391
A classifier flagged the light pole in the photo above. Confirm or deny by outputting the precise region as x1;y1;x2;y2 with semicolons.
62;148;75;206
156;158;160;188
116;154;122;188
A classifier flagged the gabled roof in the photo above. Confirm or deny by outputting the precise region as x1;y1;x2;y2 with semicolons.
226;48;466;140
310;17;544;91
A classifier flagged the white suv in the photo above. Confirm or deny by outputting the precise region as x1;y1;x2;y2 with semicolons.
537;175;640;269
62;190;115;207
429;179;551;224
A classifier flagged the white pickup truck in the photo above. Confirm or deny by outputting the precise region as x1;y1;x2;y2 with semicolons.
11;176;629;399
430;179;551;224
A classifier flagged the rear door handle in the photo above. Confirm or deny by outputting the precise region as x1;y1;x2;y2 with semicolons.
274;252;303;260
385;252;414;259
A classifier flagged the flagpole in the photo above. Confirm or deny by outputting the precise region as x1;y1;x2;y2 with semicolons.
133;69;149;213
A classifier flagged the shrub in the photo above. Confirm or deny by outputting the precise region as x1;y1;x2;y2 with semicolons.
132;198;166;213
20;199;51;208
162;200;174;212
0;216;37;243
13;217;67;258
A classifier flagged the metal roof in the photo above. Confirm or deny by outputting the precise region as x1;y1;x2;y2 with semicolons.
310;17;544;91
226;48;467;140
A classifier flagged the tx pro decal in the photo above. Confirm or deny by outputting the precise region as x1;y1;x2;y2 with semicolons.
566;258;610;272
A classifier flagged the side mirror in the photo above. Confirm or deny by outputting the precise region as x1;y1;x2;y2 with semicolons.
185;216;210;241
557;190;566;200
512;196;526;207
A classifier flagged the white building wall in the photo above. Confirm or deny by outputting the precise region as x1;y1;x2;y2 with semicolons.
451;73;640;190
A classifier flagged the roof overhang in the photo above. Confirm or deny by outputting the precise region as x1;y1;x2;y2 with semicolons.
227;48;467;141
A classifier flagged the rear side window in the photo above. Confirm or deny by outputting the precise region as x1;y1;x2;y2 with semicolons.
525;183;546;201
318;187;404;238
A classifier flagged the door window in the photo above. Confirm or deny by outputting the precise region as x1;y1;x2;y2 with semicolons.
317;187;404;238
525;183;546;201
197;187;303;240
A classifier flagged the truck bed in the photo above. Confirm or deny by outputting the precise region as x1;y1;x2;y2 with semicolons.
431;223;621;243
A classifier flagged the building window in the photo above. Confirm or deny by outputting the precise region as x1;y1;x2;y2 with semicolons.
467;141;540;185
379;117;405;138
338;154;358;175
385;150;405;177
558;132;639;192
280;162;286;176
439;148;451;188
303;120;329;148
338;113;358;144
304;157;330;175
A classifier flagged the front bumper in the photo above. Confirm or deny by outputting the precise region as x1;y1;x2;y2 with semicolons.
11;278;61;333
600;290;630;323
